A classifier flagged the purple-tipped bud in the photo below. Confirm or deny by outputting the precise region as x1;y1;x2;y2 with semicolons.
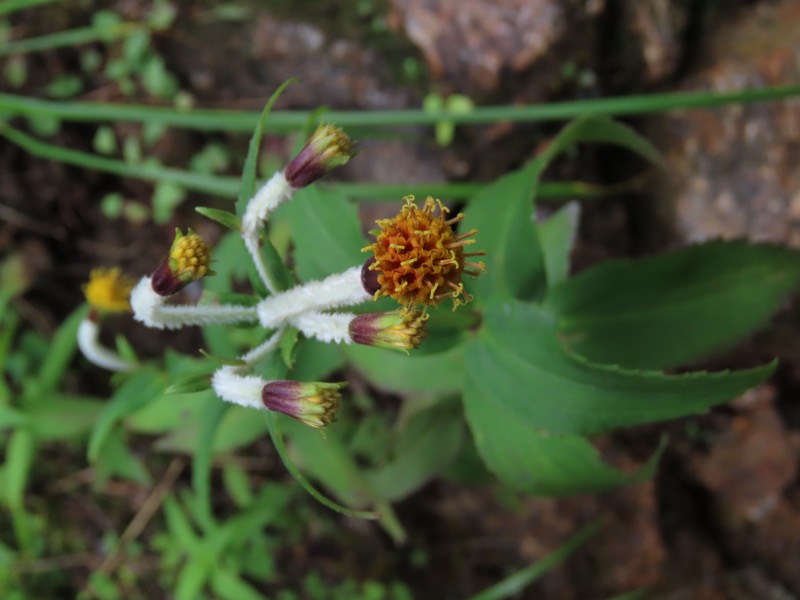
284;124;355;189
361;256;381;296
349;309;428;353
262;380;345;429
151;229;212;296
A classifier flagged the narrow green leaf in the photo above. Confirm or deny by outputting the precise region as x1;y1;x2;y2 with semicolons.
266;413;384;523
21;304;86;401
286;185;364;282
236;78;298;215
0;404;27;430
87;369;165;461
536;114;663;168
3;86;800;131
192;397;229;524
175;557;211;600
210;567;264;600
464;389;666;495
467;300;774;435
538;202;580;287
26;395;104;439
468;520;602;600
163;496;200;551
195;206;241;231
165;374;212;394
544;241;800;369
3;427;35;509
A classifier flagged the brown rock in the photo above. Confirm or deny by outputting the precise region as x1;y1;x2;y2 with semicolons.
645;0;800;246
388;0;575;96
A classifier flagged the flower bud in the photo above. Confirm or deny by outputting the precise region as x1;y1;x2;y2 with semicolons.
284;124;355;188
151;229;212;296
262;380;345;429
349;308;428;353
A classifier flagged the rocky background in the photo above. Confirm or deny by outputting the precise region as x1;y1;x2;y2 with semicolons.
3;0;800;597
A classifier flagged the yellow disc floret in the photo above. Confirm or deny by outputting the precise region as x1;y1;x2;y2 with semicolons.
83;267;135;313
363;196;485;309
170;229;211;283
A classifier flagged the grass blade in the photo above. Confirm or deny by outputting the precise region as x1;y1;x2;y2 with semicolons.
468;520;602;600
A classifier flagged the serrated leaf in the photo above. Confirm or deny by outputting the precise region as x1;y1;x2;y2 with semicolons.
544;241;800;369
195;206;242;231
464;391;666;495
466;299;774;435
286;185;364;282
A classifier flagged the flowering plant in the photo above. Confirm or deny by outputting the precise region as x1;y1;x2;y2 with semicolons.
76;88;800;533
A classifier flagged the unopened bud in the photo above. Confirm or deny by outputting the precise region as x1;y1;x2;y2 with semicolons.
284;124;355;188
151;229;212;296
262;380;345;429
349;308;428;352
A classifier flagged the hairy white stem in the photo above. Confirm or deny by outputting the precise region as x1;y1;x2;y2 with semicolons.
130;277;258;330
293;311;354;344
241;171;294;294
257;266;370;329
77;318;136;372
239;329;284;366
211;366;267;410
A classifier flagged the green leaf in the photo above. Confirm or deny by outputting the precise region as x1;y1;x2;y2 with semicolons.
3;427;35;509
466;300;774;435
345;341;465;394
193;397;229;523
26;395;104;440
93;427;151;486
286;185;364;282
544;241;800;369
284;417;404;542
464;391;666;495
195;206;241;231
87;369;165;462
165;374;212;394
461;165;545;302
467;520;601;600
236;79;298;215
366;400;464;501
0;404;27;430
210;567;264;600
22;305;86;401
537;202;580;287
535;114;663;169
154;405;270;454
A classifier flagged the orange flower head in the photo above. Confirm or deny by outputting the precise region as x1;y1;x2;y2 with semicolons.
362;196;485;309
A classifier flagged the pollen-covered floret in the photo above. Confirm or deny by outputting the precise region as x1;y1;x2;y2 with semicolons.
362;196;485;309
83;267;135;313
151;229;213;296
